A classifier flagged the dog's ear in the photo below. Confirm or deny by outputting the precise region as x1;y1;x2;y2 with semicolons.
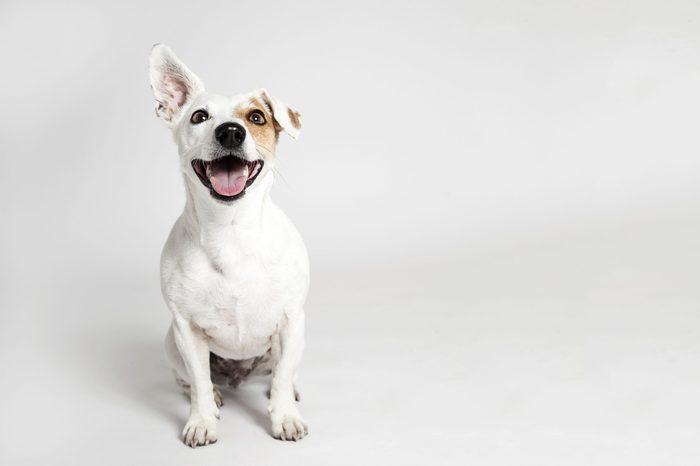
149;44;204;124
258;89;302;139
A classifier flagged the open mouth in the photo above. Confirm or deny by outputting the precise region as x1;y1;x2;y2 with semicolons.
191;154;264;202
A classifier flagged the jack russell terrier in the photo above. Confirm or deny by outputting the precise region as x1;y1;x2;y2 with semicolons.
149;44;309;447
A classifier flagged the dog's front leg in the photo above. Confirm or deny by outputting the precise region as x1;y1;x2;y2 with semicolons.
269;311;308;441
171;315;219;447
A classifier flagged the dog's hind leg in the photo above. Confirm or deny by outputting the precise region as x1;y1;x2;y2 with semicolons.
165;324;224;407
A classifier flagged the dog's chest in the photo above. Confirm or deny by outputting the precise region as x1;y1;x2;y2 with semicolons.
171;228;291;359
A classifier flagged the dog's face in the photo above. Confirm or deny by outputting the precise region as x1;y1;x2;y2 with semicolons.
149;44;301;202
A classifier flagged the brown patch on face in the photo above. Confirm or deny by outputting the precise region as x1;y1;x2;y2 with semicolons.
235;97;278;156
287;108;301;130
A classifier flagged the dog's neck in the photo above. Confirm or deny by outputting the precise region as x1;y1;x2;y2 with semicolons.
181;169;274;235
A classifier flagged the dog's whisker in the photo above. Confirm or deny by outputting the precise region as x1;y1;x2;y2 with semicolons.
256;145;274;157
181;141;214;159
272;166;292;189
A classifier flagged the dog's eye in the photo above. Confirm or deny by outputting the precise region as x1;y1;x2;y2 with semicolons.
190;109;209;124
248;110;266;126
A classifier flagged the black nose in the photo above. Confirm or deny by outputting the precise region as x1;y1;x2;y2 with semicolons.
215;122;246;149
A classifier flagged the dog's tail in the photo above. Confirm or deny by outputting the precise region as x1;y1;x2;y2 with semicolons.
208;350;273;388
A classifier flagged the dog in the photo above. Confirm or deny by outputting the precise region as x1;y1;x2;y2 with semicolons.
148;44;309;447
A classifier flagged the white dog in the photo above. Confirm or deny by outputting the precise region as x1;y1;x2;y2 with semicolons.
149;44;309;447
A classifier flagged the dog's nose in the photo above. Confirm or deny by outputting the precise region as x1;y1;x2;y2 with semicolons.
215;122;246;149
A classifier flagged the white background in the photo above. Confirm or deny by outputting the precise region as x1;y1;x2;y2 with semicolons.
1;0;700;464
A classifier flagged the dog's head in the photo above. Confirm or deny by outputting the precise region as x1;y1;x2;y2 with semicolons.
149;44;301;202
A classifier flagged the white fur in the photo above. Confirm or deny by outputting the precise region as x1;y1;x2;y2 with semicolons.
149;44;309;447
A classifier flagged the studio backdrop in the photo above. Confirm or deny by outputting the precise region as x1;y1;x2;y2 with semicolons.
1;1;699;465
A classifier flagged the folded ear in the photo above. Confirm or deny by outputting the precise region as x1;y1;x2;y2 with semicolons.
149;44;204;124
258;88;302;139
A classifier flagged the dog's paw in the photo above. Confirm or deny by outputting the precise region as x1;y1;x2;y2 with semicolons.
182;414;218;448
270;408;308;441
214;386;224;408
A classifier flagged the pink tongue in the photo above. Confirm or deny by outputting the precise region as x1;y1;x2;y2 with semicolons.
210;163;249;197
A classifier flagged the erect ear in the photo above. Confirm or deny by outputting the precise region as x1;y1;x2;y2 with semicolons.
149;44;204;124
258;88;302;139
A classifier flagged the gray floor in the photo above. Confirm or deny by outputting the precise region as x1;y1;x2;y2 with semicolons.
2;201;698;465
